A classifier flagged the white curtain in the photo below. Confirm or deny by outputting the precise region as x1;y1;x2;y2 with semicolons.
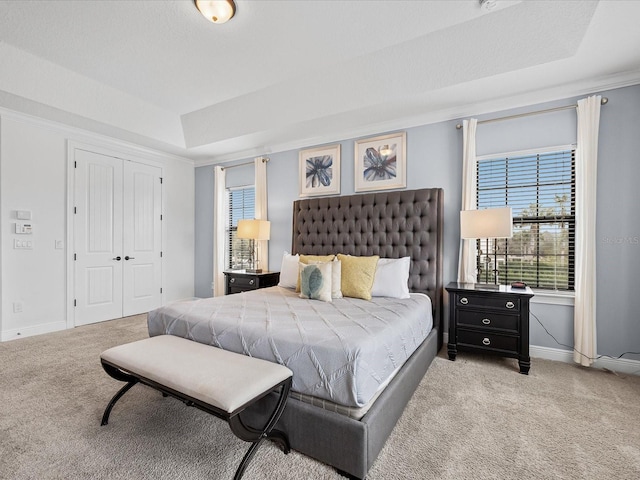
574;95;601;366
254;157;269;271
458;118;479;283
213;166;226;297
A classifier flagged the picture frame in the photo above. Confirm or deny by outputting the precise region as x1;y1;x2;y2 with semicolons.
354;131;406;192
299;144;341;197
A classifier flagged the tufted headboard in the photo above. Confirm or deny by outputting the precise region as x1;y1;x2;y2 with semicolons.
291;188;444;347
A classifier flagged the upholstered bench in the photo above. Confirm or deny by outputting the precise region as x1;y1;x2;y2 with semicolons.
100;335;293;480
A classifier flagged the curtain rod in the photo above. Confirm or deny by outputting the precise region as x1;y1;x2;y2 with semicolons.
455;97;608;130
220;157;269;171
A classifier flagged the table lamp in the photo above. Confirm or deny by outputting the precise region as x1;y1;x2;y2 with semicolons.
460;207;513;284
237;219;271;273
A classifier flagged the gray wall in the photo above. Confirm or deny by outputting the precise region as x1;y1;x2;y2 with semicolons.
194;84;640;361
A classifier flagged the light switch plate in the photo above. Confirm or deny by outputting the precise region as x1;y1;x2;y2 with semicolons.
14;239;33;249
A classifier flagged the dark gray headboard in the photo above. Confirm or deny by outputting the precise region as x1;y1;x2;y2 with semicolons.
292;188;444;347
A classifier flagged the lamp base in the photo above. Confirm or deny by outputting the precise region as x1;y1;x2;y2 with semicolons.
246;268;263;274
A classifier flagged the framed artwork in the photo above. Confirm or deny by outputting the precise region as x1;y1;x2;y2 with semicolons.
299;144;341;197
354;131;406;192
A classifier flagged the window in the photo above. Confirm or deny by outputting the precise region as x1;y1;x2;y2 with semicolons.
476;149;575;290
227;186;255;270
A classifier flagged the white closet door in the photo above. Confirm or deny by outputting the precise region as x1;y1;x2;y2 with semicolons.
122;161;162;316
74;150;162;326
74;150;124;325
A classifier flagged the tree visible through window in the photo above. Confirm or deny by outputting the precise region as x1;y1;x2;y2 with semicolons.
476;149;575;290
227;186;255;270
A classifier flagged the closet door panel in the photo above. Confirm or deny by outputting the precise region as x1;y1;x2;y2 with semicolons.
74;150;124;325
122;161;162;316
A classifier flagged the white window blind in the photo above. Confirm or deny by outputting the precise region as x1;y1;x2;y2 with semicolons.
476;149;575;290
227;186;255;270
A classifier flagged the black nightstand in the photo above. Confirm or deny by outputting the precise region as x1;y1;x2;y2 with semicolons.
224;271;280;295
446;282;534;374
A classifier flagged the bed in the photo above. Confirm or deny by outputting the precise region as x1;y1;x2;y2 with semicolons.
149;187;443;479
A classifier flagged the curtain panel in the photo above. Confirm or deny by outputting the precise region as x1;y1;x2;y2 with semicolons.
254;157;269;271
574;95;601;366
213;166;226;297
458;118;478;283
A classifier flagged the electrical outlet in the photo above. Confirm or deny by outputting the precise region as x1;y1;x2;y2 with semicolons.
13;302;23;313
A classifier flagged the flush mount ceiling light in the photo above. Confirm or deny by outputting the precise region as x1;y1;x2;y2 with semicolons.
195;0;236;24
479;0;497;11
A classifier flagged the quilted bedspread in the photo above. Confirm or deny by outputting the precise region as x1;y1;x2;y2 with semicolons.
147;286;432;407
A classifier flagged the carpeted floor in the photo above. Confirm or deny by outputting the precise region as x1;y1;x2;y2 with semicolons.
1;315;639;480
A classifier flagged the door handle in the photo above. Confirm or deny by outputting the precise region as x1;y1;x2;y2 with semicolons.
125;256;135;261
112;256;121;261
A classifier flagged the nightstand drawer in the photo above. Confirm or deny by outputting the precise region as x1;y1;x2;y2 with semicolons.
455;293;520;312
457;310;519;332
224;271;280;295
228;276;258;289
457;329;518;354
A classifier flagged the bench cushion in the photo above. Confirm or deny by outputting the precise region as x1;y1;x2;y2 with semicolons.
100;335;292;414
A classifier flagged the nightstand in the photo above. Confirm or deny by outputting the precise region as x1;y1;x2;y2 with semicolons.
446;282;534;374
224;271;280;295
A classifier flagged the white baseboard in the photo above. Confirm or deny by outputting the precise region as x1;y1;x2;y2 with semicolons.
531;345;640;375
443;333;639;375
1;321;67;342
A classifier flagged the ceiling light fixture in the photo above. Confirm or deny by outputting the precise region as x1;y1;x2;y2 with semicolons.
195;0;236;24
479;0;497;11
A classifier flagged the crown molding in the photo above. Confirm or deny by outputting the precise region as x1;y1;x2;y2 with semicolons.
0;106;194;166
193;70;640;168
4;67;640;169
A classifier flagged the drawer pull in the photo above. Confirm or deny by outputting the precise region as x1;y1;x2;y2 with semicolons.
482;337;491;346
230;278;235;283
482;318;491;325
249;279;255;285
460;297;468;305
506;301;515;309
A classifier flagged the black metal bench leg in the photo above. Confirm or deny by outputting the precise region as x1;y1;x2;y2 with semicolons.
228;378;292;479
101;380;138;426
100;361;140;426
233;436;267;480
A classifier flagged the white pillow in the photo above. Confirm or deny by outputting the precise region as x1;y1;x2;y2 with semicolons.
299;262;333;302
371;257;411;299
330;258;343;299
278;252;299;289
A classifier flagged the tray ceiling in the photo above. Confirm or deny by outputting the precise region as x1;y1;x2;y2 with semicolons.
1;0;639;163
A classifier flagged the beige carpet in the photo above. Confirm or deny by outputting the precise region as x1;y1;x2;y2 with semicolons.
1;315;639;480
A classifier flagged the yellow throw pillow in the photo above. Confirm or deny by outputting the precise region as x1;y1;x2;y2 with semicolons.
296;254;336;292
337;254;379;300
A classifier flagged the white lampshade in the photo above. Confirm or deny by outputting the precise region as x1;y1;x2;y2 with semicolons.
237;219;271;240
460;207;513;239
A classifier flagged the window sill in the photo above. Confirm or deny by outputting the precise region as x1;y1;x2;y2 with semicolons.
530;289;575;306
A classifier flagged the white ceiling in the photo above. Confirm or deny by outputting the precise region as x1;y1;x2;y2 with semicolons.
1;0;639;165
